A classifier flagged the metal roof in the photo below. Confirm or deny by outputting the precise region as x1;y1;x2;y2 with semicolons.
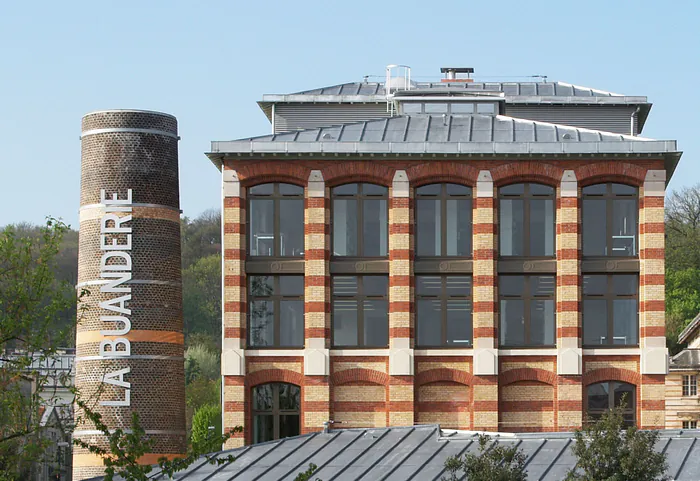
678;312;700;345
670;349;700;370
88;425;700;481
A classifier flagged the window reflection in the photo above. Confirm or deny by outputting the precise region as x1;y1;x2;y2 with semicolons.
249;276;304;348
499;275;555;347
252;383;300;443
416;184;472;257
416;276;472;347
249;183;304;257
332;184;387;257
332;276;388;347
583;275;638;346
586;381;635;426
499;183;554;257
583;183;638;257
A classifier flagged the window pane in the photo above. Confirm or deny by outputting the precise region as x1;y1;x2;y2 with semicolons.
253;384;273;411
501;184;524;195
530;300;555;345
333;199;357;256
362;184;387;196
450;103;474;114
417;199;441;256
280;300;304;347
613;382;635;408
500;299;524;346
587;383;610;410
278;384;300;410
402;102;422;114
530;184;554;196
416;184;441;196
583;199;607;256
249;184;274;195
280;199;304;256
613;275;637;296
363;199;388;256
417;299;441;346
500;199;524;256
447;276;472;297
532;276;555;297
279;415;300;439
364;276;388;296
447;184;471;196
333;300;358;346
333;276;357;295
250;300;274;346
613;299;637;345
279;183;303;195
530;199;554;256
583;299;608;345
447;199;472;256
250;276;274;297
425;103;448;113
250;199;275;256
500;276;524;296
333;184;358;195
476;103;496;114
280;276;304;296
583;184;607;195
612;199;637;256
364;300;388;346
253;415;274;443
583;275;606;296
612;184;637;195
417;276;441;296
447;300;472;346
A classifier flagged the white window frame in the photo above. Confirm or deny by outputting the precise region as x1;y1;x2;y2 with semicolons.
683;375;698;397
683;420;697;429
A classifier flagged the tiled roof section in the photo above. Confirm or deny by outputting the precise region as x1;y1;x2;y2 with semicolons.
89;425;700;481
243;115;649;143
292;81;625;97
671;349;700;370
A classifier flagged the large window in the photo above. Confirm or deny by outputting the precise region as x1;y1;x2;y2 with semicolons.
248;276;304;348
583;275;638;346
416;184;472;257
583;183;638;257
499;275;555;347
416;276;473;347
683;375;698;397
252;383;300;443
332;276;388;347
332;183;388;257
499;183;555;257
586;381;635;426
248;183;304;257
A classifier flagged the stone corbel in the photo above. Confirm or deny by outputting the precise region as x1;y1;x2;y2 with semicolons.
389;338;414;376
304;338;330;376
560;170;577;197
221;338;245;376
222;169;240;197
308;170;325;198
641;337;669;375
643;170;666;197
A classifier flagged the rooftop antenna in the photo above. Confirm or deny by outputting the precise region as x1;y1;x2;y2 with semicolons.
531;75;548;82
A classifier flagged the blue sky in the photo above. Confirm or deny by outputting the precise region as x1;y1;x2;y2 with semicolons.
1;0;698;227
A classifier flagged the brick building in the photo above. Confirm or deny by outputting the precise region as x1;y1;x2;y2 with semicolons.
205;67;682;447
666;313;700;429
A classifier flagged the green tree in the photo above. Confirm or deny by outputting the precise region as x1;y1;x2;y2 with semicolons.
182;254;221;340
190;404;222;454
666;268;700;354
0;219;75;480
666;184;700;272
566;400;668;481
442;434;527;481
181;210;220;269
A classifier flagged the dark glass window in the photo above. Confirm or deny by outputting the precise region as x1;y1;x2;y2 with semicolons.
499;183;555;257
332;184;388;257
583;274;638;346
249;276;304;348
248;183;304;257
332;276;388;347
252;383;300;443
586;381;635;426
416;184;472;257
499;275;555;347
416;276;473;347
583;183;638;257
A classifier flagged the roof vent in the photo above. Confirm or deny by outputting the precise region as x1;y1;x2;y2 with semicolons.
441;67;474;83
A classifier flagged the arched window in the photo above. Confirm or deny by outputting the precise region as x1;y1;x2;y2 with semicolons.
416;183;472;257
499;183;555;257
248;183;304;257
252;383;300;443
582;183;638;257
332;183;388;257
586;381;635;426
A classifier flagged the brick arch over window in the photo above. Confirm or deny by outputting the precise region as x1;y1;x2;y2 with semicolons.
576;162;646;187
583;368;641;387
331;368;389;386
500;368;557;387
322;163;394;188
234;162;311;187
406;162;478;187
490;162;563;187
247;369;304;388
415;368;473;387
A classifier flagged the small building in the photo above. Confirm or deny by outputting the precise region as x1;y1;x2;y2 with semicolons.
667;314;700;429
206;65;682;447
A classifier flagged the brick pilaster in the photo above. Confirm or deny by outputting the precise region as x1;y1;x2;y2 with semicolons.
639;170;667;428
388;170;414;425
221;167;245;447
472;170;498;431
556;170;583;430
302;170;331;433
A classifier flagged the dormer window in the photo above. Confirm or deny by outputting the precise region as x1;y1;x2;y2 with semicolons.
399;101;499;116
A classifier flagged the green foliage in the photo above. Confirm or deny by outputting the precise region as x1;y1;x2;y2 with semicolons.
186;377;220;432
293;463;319;481
442;434;527;481
190;404;222;454
181;210;220;270
566;400;668;481
666;268;700;354
185;343;220;381
183;254;221;340
666;185;700;272
0;219;75;480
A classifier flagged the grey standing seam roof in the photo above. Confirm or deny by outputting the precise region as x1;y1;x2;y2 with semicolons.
88;425;700;480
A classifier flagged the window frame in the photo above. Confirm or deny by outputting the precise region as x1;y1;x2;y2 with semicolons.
247;182;304;258
586;381;636;427
582;183;639;258
498;183;555;258
331;183;388;258
415;183;473;258
683;375;698;397
248;275;304;348
415;275;473;347
582;274;639;347
498;275;556;348
251;383;301;443
683;420;698;430
331;275;389;348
